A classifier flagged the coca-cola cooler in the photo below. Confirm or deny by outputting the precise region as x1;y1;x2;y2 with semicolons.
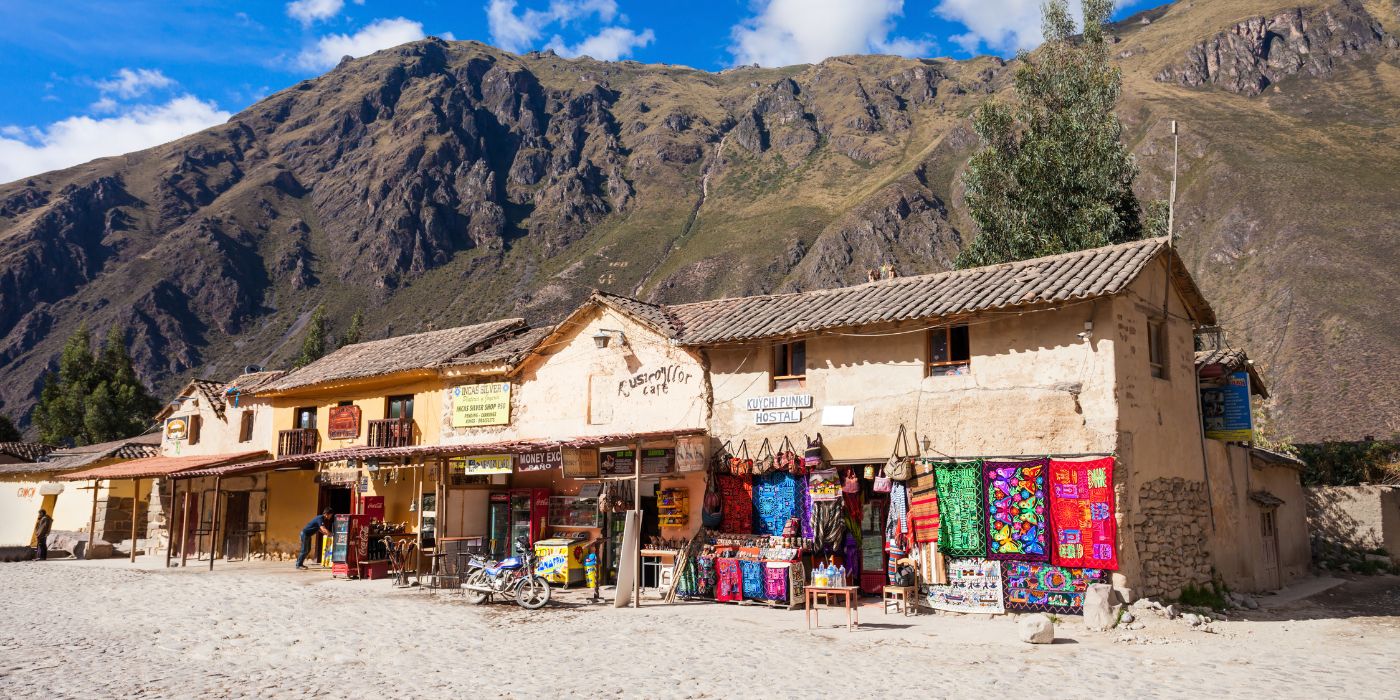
331;514;370;578
510;488;550;548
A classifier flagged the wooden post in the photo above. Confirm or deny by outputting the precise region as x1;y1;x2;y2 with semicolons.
166;478;179;568
180;485;192;567
87;480;100;558
208;476;222;571
130;478;139;563
633;441;642;609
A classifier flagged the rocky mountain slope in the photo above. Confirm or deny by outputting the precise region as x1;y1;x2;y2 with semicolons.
1;0;1396;441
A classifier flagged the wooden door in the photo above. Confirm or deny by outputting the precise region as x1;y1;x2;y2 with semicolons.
1260;509;1280;590
224;492;250;560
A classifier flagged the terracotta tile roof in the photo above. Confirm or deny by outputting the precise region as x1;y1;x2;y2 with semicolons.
594;292;680;337
31;434;162;474
1196;348;1269;398
190;379;229;418
58;451;269;481
262;319;526;393
0;442;54;463
440;326;554;368
664;237;1207;344
226;370;284;393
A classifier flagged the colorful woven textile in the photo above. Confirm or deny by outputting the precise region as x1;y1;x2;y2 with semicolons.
753;471;800;536
800;476;814;539
887;541;905;584
808;469;842;501
913;542;947;585
764;563;789;601
811;499;846;551
886;482;910;540
984;459;1049;561
1048;457;1119;570
740;560;766;600
933;460;985;556
926;558;1004;614
715;557;742;602
1002;561;1107;614
718;474;754;534
908;485;939;544
691;556;716;598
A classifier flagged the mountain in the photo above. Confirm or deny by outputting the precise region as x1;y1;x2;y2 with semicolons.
1;0;1396;442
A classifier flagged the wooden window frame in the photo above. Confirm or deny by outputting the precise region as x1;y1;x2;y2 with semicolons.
926;325;971;377
772;340;807;384
238;410;255;443
386;394;415;421
1147;317;1168;380
294;406;318;430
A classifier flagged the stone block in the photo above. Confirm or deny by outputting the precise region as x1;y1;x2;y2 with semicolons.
1018;614;1055;644
1083;583;1115;631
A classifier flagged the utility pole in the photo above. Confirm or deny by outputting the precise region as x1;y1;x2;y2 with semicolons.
1167;120;1179;245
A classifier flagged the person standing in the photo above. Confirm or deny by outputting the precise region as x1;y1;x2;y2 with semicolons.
33;509;53;561
296;508;334;570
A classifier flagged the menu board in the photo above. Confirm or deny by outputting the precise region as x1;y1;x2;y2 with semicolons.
600;449;635;476
641;448;674;475
562;448;599;479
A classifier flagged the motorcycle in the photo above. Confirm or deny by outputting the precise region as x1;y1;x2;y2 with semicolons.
460;537;552;609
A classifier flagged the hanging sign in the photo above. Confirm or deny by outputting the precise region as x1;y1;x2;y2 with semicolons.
517;450;563;472
451;454;513;475
562;448;599;479
327;405;362;440
675;436;708;472
600;448;635;477
641;448;674;475
755;409;802;425
164;417;189;442
745;394;813;411
451;383;512;428
1201;370;1253;441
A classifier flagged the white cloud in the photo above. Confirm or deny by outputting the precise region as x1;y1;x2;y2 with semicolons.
295;17;427;71
95;68;175;100
934;0;1130;54
544;27;654;61
729;0;928;67
489;0;651;58
0;96;231;185
287;0;343;26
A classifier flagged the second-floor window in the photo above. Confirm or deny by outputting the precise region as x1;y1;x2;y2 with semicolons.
387;394;415;421
773;340;806;380
295;406;317;430
238;411;254;443
1148;318;1167;379
928;325;970;376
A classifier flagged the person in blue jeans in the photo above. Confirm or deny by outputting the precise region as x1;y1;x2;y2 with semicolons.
296;508;334;570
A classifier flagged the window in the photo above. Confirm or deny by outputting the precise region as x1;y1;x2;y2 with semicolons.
387;395;415;421
1148;319;1167;379
927;325;970;377
187;415;202;445
773;340;806;379
238;411;255;443
295;406;317;430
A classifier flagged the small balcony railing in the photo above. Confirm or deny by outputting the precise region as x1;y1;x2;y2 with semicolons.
368;418;417;448
278;428;320;457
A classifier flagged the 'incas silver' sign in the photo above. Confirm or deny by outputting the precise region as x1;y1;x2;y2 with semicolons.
747;394;811;424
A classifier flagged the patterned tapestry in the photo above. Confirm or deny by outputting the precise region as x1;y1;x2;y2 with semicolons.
764;562;789;601
808;469;842;501
753;471;800;536
1002;561;1107;614
932;460;986;557
926;558;1004;614
718;474;754;534
715;557;742;602
984;458;1049;561
740;560;766;600
1048;457;1119;570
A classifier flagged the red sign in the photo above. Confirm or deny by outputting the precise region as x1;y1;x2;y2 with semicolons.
328;405;362;440
362;496;385;524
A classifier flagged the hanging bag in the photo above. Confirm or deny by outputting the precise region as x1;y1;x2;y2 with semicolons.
776;436;800;474
886;425;915;481
729;440;751;477
842;469;860;494
702;467;724;529
713;440;733;475
752;438;776;476
872;465;893;493
803;433;825;473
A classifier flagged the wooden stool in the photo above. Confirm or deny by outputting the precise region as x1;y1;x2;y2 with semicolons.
883;585;916;616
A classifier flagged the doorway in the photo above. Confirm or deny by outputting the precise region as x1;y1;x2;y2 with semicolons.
223;492;251;560
319;485;352;517
1259;508;1280;589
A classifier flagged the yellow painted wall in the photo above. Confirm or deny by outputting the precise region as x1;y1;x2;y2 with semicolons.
268;375;446;456
265;469;319;557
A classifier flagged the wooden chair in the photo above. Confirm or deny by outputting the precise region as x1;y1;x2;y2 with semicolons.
883;585;917;616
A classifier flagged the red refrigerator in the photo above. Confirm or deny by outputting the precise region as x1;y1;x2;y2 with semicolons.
509;488;551;549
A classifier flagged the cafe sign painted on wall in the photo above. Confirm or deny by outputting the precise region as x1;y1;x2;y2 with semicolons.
746;394;811;425
451;383;512;428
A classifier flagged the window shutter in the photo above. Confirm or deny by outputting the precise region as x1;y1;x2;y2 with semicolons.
188;414;202;445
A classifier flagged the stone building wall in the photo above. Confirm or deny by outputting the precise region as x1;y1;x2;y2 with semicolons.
1134;477;1214;597
1306;485;1400;563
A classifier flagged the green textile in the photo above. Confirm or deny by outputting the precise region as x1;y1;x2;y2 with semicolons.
934;460;986;557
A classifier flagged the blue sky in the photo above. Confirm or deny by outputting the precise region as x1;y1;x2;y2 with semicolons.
0;0;1166;183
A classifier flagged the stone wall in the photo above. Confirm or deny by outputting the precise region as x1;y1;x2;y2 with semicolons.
1134;477;1213;597
97;496;148;545
1306;485;1400;563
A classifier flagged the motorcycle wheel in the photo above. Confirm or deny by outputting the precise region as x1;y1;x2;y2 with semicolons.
463;570;489;605
515;575;552;610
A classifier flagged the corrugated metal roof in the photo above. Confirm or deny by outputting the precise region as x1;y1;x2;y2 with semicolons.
57;451;268;481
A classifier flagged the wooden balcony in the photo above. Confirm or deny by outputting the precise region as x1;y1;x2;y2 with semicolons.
368;418;417;448
278;428;320;457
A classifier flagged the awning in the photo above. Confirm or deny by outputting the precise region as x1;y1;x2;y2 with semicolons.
1249;490;1285;507
58;451;270;481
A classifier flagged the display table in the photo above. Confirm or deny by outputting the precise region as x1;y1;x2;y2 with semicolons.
805;586;860;631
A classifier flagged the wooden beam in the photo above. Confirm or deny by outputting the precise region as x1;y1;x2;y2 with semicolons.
130;478;139;563
166;478;179;568
633;441;642;609
87;480;100;558
208;475;222;571
180;485;192;567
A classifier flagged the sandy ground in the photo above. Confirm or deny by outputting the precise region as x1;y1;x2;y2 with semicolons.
0;557;1396;699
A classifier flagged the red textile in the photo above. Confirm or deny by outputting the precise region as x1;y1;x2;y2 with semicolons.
908;485;940;543
715;558;743;602
1048;457;1118;570
719;474;754;534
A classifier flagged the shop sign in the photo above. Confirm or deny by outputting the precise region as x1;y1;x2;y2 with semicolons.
1201;370;1253;441
517;450;563;472
451;383;512;428
320;467;359;485
617;364;694;398
561;448;599;479
328;405;362;440
744;394;813;411
675;436;708;472
452;454;513;475
755;409;802;425
821;405;855;426
164;416;189;442
600;448;635;476
641;448;674;475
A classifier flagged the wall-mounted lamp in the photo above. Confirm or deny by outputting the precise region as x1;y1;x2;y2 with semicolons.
1077;320;1094;342
592;328;626;349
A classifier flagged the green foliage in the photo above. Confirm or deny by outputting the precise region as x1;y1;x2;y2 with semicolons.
339;307;365;348
1176;582;1228;611
958;0;1146;269
1296;439;1400;486
0;415;20;442
31;325;159;447
295;305;329;368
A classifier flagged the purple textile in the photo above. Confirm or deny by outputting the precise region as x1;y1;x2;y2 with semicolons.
801;476;814;539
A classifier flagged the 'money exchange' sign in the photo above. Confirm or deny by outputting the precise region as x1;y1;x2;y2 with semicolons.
451;382;512;428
